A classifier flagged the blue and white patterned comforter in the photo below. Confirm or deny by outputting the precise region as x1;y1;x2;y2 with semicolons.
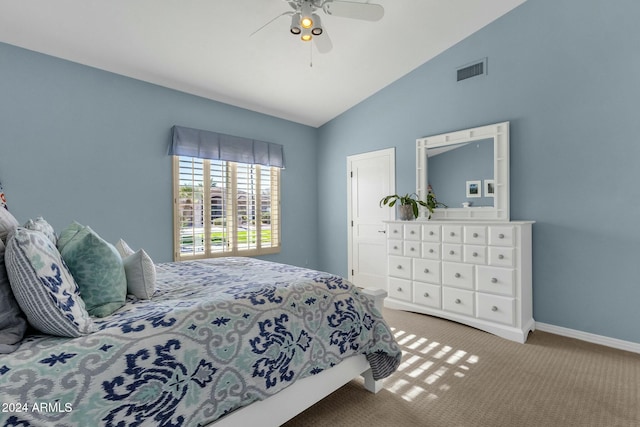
0;257;401;426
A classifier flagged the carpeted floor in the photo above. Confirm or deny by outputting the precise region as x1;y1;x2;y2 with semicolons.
283;308;640;427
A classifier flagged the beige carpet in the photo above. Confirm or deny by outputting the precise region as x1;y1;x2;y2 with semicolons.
283;308;640;427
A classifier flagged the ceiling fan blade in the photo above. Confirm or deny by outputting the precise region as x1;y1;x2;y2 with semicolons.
249;11;293;37
323;1;384;21
314;30;333;54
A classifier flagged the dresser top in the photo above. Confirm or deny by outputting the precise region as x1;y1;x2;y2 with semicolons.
384;220;535;225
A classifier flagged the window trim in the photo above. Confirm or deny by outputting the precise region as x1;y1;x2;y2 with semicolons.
172;156;281;261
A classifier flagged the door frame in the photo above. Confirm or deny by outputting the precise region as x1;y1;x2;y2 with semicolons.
346;147;396;283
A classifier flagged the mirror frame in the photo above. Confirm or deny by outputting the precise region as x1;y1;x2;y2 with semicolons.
416;121;510;221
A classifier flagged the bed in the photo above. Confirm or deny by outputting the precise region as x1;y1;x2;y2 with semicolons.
0;234;401;427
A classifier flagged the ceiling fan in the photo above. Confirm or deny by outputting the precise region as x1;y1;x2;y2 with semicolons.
252;0;385;53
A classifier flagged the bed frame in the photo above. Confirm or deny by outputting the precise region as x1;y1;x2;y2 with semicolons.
211;288;388;427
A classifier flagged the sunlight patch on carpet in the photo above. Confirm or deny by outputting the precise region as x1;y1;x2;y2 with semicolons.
386;327;479;402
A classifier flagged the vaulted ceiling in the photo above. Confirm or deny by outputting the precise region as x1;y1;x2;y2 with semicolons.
0;0;526;127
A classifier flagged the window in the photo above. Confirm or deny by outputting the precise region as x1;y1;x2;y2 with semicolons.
173;156;280;260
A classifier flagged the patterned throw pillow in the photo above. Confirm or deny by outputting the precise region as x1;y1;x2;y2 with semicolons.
0;239;28;353
59;225;127;318
4;227;95;337
122;249;156;300
24;216;57;245
0;206;19;244
57;221;84;252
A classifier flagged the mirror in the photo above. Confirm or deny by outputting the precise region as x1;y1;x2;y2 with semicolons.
416;121;509;221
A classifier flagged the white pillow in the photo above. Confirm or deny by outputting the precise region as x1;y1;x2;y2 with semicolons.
122;249;156;300
115;238;135;258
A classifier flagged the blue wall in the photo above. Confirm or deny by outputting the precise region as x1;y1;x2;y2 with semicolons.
2;0;639;344
0;42;319;268
317;0;640;343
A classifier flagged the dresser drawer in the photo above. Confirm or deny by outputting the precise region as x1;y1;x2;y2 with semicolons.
463;244;487;265
442;287;474;316
413;258;441;284
404;241;421;257
443;225;463;243
389;277;412;302
488;247;515;267
388;223;403;239
422;242;441;260
477;266;515;296
413;282;441;309
404;224;422;241
442;244;463;262
464;226;487;245
442;262;474;290
489;226;515;246
388;239;403;255
388;255;411;279
477;293;515;325
422;224;441;242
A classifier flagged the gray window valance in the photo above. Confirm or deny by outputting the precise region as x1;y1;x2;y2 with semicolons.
169;125;285;168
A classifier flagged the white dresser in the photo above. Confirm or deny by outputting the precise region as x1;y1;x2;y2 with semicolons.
385;220;534;343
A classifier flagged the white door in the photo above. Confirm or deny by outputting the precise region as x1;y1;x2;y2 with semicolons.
347;148;395;290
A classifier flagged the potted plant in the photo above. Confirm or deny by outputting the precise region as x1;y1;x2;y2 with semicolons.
379;193;426;220
425;185;447;219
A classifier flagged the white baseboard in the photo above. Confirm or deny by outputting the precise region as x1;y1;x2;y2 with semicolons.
535;322;640;354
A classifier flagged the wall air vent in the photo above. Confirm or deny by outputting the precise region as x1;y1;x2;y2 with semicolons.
457;58;487;82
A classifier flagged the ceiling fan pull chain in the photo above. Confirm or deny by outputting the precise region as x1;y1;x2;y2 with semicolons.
309;42;313;67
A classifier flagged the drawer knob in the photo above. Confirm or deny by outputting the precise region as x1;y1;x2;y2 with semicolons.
455;298;461;304
498;233;505;239
473;252;478;257
473;232;479;238
491;277;498;283
450;232;455;237
397;287;403;292
424;268;430;273
455;273;461;278
449;250;455;255
393;230;398;234
424;292;430;298
429;231;434;236
491;306;498;312
498;254;505;260
397;265;403;270
393;246;398;250
410;247;415;252
410;230;415;234
429;249;434;253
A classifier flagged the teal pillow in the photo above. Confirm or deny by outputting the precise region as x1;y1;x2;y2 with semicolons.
57;221;84;252
59;225;127;317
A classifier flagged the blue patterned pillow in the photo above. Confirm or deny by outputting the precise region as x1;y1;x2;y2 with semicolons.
24;216;57;245
59;225;127;317
4;227;96;337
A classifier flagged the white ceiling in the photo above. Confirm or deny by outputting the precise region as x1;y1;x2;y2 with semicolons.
0;0;525;127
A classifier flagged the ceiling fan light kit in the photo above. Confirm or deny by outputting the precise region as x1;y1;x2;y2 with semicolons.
257;1;384;50
290;13;302;34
